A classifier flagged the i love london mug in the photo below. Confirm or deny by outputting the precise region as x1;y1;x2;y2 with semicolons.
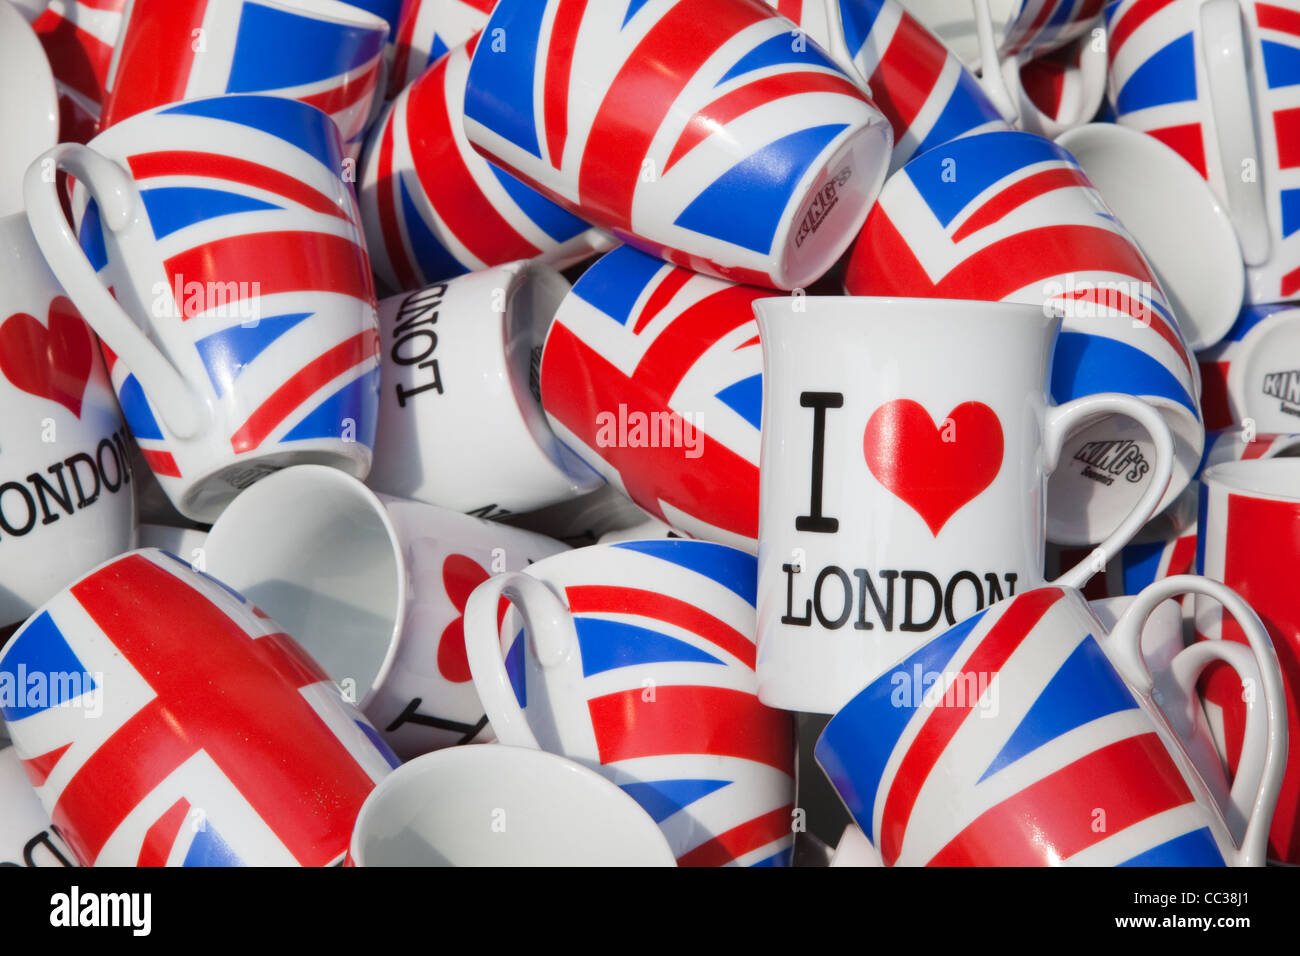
755;296;1175;714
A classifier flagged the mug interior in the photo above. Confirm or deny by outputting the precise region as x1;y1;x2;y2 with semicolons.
1057;123;1243;350
350;746;674;866
201;465;402;699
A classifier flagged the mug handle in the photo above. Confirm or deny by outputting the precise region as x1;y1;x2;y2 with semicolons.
972;0;1021;122
1108;575;1287;867
463;570;576;749
1201;0;1271;266
23;143;207;439
1043;393;1175;589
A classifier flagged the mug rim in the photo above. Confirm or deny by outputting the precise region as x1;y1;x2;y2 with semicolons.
1201;457;1300;503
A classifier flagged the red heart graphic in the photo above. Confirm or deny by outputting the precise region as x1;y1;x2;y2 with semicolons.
863;400;1003;536
437;554;507;683
0;297;94;418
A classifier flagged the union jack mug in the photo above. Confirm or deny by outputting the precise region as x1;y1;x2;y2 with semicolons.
0;548;400;866
1105;0;1300;305
844;127;1204;547
461;0;895;290
24;94;382;523
539;244;778;553
359;35;605;294
201;465;569;759
815;577;1286;866
463;538;798;867
100;0;390;158
1195;458;1300;862
754;296;1176;714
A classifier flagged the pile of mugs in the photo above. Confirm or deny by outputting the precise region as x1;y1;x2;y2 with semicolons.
1;0;1298;868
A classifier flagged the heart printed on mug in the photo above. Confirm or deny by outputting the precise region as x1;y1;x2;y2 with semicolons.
437;554;508;683
863;399;1003;535
0;297;94;418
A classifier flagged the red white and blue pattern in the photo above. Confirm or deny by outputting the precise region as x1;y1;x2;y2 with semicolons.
1245;1;1300;300
74;96;381;484
0;550;398;867
387;0;495;97
462;0;889;288
498;540;795;866
1001;0;1109;59
1195;470;1300;861
832;0;1006;168
816;586;1228;865
845;129;1202;440
1107;1;1300;302
539;245;773;551
32;0;127;143
101;0;387;151
360;37;590;292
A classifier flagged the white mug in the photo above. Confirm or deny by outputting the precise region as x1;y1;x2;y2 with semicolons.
201;465;569;759
0;211;135;629
348;744;676;866
366;261;602;517
754;296;1176;714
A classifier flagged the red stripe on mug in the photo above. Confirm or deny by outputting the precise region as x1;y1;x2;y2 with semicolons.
675;805;792;866
879;588;1064;866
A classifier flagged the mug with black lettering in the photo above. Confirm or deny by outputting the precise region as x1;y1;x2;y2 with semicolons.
754;296;1176;714
0;211;134;630
366;261;603;517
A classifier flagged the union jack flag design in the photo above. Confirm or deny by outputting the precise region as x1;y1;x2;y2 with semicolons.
100;0;388;152
497;540;795;866
829;0;1006;168
1197;303;1299;429
360;37;591;293
539;245;773;551
0;550;399;867
816;587;1229;865
32;0;128;144
462;0;892;289
1195;474;1300;861
1105;0;1300;302
844;129;1203;450
387;0;496;97
999;0;1109;59
74;96;381;488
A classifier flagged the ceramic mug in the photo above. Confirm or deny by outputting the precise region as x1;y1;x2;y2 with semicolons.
815;578;1285;866
462;0;895;289
101;0;389;157
201;465;569;759
464;539;798;867
0;211;135;629
1196;458;1300;862
366;261;603;516
1198;304;1300;432
754;295;1175;714
0;745;77;867
1105;0;1300;304
0;548;399;866
25;94;382;523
